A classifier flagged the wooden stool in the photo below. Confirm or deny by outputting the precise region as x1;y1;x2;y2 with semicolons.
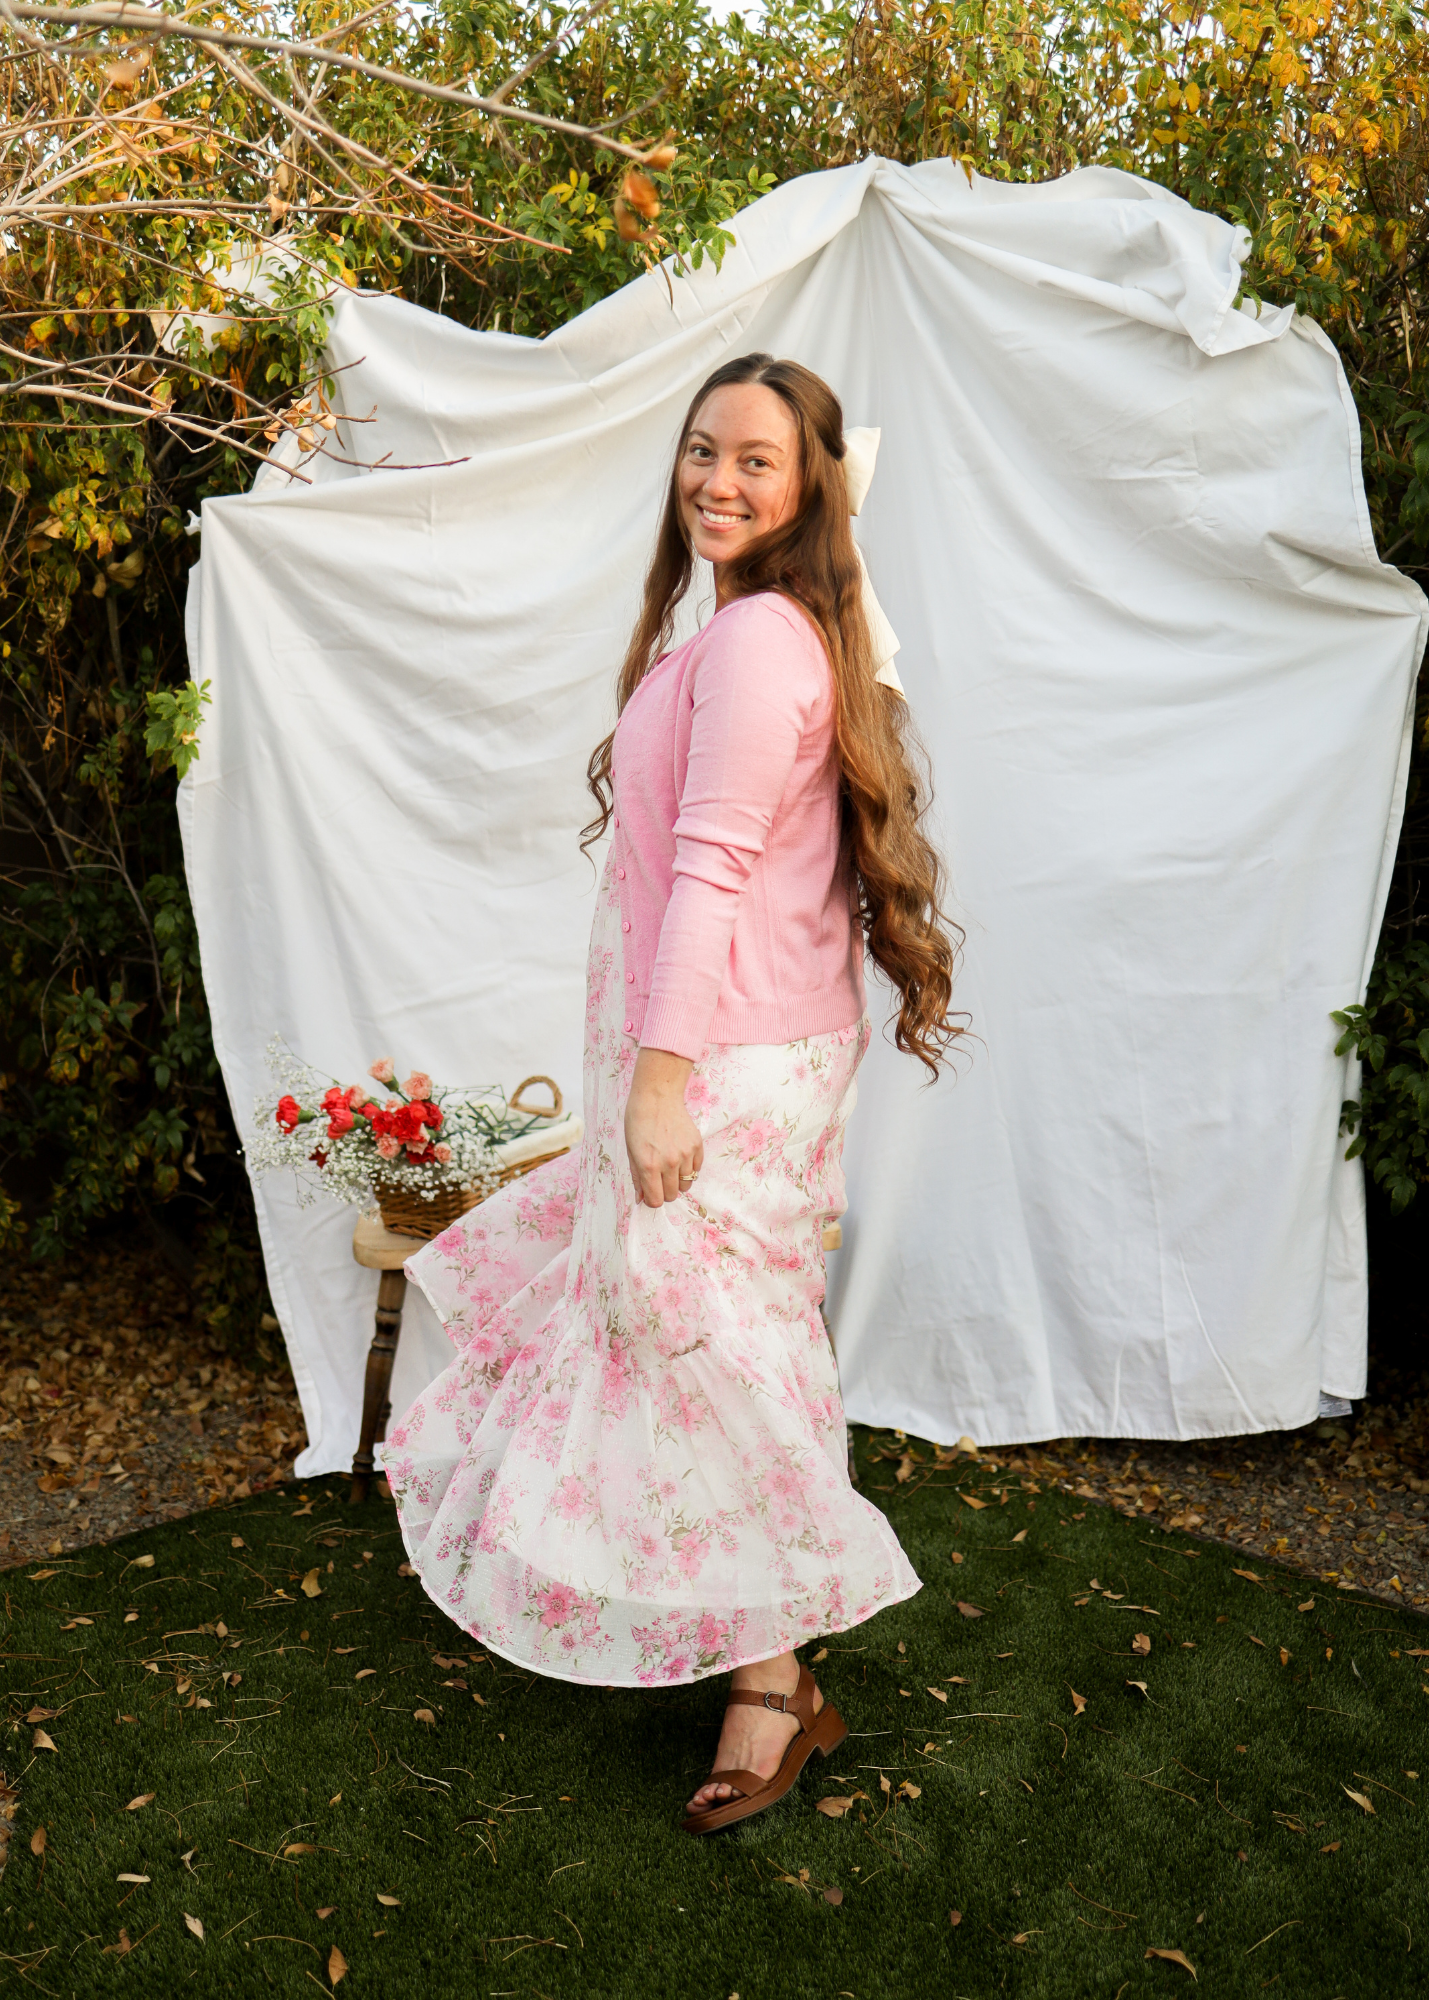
349;1210;418;1503
347;1106;585;1503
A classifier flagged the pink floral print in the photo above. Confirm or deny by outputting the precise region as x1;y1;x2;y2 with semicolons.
380;860;921;1686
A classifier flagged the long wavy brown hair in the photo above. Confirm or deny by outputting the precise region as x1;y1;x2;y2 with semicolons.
584;352;963;1076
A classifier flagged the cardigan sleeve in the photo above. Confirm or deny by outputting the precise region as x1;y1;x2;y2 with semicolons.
640;596;829;1060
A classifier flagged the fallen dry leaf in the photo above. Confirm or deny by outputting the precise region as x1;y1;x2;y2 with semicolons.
1297;1598;1315;1612
329;1794;342;1806
1126;1680;1150;1698
284;1844;318;1857
1247;1635;1266;1648
181;1849;196;1873
927;1686;948;1703
184;1912;204;1941
355;1669;376;1681
103;1928;134;1955
412;1709;436;1727
1011;1528;1028;1543
1321;1841;1341;1853
816;1796;857;1818
950;1551;965;1565
126;1555;155;1571
376;1892;401;1907
1342;1787;1375;1815
823;1886;843;1905
1145;1946;1197;1978
32;1729;57;1753
879;1774;892;1796
300;1569;323;1599
30;1827;46;1856
895;1453;916;1483
960;1494;988;1511
1011;1931;1042;1945
25;1707;57;1724
329;1943;348;1987
126;1794;155;1812
28;1569;58;1581
1232;1568;1263;1585
60;1617;93;1630
1279;1648;1291;1667
116;1872;150;1884
945;1675;969;1685
1132;1633;1152;1657
317;1905;336;1918
898;1781;922;1800
956;1602;984;1620
1069;1688;1088;1715
950;1909;963;1927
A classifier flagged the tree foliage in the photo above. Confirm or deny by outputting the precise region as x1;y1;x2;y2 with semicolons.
1;0;1426;1322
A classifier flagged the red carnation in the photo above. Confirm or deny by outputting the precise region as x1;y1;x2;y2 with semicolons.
275;1095;302;1133
327;1105;354;1138
320;1085;349;1115
391;1102;426;1144
421;1101;444;1130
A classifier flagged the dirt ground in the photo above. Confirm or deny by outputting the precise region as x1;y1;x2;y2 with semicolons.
0;1242;305;1566
3;1241;1426;1614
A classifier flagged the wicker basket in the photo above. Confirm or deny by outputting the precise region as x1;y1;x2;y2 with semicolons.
375;1075;569;1240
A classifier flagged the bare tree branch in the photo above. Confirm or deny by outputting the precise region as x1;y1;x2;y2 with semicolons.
2;1;667;162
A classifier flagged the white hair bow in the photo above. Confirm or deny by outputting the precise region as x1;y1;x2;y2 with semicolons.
842;427;905;697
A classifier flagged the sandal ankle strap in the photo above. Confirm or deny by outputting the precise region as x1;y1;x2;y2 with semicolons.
724;1662;818;1731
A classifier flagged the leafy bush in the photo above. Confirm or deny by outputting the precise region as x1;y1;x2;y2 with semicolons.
1;0;1426;1332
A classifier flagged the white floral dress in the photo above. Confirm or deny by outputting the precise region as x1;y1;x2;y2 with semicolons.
381;861;922;1686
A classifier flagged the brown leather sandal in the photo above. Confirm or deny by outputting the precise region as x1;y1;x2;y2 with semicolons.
681;1662;848;1836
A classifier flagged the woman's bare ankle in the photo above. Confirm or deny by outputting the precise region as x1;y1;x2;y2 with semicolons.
728;1649;801;1695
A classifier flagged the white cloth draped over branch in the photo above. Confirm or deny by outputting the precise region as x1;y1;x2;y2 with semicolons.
182;157;1424;1473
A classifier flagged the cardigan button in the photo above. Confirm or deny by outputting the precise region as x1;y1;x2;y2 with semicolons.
613;816;620;828
622;920;631;933
616;867;626;881
626;971;634;984
624;1019;633;1033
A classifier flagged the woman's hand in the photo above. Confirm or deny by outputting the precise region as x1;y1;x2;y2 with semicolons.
625;1048;703;1208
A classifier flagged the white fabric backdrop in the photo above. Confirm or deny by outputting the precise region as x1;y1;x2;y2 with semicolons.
181;157;1425;1475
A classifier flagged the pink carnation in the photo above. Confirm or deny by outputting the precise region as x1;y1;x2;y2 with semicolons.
402;1072;433;1101
433;1143;452;1164
375;1134;401;1159
368;1057;395;1083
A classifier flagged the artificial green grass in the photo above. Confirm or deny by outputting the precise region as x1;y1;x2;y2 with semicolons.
3;1432;1426;2000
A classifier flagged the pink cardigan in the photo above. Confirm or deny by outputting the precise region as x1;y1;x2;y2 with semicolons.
610;591;865;1060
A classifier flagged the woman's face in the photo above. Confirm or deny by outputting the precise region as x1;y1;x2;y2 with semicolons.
677;382;802;570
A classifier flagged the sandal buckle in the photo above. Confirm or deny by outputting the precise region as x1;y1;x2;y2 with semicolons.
762;1691;790;1713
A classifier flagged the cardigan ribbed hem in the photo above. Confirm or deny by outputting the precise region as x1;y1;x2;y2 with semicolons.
637;984;864;1061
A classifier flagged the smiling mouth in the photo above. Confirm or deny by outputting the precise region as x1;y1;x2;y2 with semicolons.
696;506;750;527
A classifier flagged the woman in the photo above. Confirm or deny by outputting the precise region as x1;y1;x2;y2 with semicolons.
383;353;961;1834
